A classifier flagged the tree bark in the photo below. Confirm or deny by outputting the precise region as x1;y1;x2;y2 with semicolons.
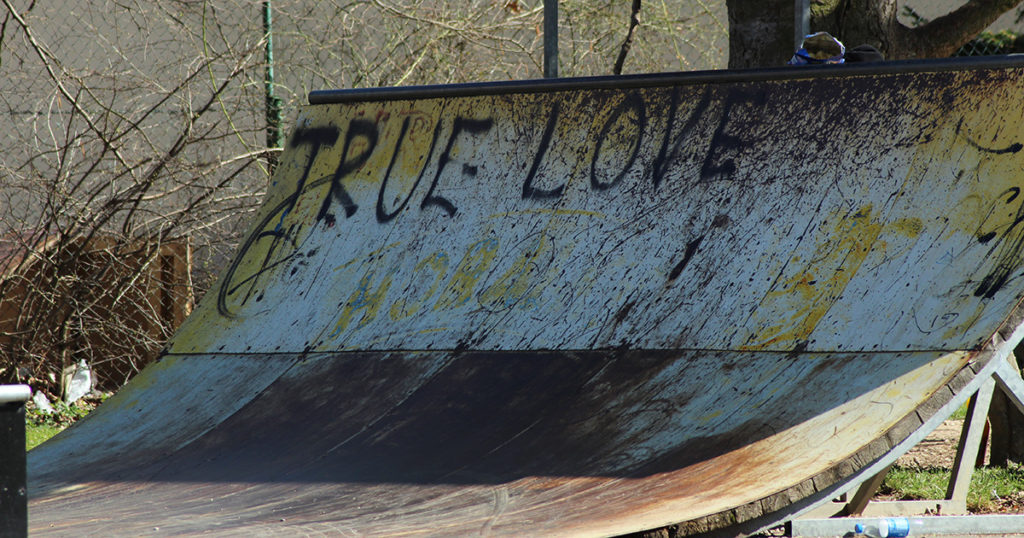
811;0;893;55
903;0;1024;57
725;0;798;68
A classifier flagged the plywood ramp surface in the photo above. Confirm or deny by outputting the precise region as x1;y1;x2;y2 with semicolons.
29;57;1024;536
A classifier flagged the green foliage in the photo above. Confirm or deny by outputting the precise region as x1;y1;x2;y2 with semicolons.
973;30;1019;49
24;397;104;451
970;464;1024;511
26;423;62;451
880;463;1024;512
950;401;970;420
880;466;947;501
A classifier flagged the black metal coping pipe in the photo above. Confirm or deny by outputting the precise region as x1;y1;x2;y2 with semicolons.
309;54;1024;105
1;385;31;538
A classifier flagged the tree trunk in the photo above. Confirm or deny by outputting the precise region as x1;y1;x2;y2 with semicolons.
811;0;895;56
725;0;797;68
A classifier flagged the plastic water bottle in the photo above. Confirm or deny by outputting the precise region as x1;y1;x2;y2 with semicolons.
854;517;911;537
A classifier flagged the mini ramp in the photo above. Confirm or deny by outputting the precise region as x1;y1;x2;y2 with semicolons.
28;56;1024;536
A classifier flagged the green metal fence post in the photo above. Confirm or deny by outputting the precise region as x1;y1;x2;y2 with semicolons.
264;1;284;170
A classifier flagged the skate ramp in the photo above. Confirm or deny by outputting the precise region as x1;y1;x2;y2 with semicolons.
28;56;1024;536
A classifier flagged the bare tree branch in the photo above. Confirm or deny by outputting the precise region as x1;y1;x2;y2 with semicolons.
614;0;642;75
0;0;728;397
906;0;1024;57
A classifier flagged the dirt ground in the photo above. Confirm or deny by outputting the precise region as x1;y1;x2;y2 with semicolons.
895;420;976;469
882;419;1024;514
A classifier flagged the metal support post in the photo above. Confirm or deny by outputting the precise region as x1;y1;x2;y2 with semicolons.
798;354;1024;521
263;0;283;169
794;0;809;50
543;0;558;78
1;385;31;537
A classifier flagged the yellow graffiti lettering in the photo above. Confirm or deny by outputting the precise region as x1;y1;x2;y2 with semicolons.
479;235;555;310
389;251;449;321
331;268;394;337
433;238;499;311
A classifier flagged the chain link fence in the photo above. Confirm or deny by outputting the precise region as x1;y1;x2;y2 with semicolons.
956;30;1024;56
0;0;727;395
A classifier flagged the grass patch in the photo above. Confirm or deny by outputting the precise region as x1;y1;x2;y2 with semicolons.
969;465;1024;511
949;401;970;420
950;401;966;420
26;423;64;451
25;398;104;451
880;463;1024;512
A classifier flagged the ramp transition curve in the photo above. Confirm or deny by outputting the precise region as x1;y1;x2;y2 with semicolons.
28;56;1024;536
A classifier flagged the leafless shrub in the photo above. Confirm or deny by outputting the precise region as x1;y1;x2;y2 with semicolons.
0;0;725;396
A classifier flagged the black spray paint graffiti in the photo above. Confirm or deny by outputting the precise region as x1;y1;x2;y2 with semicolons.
317;120;377;226
521;102;564;200
651;90;710;189
958;118;1024;300
217;85;1024;320
216;126;342;317
214;87;791;317
378;116;439;222
218;112;496;317
422;117;494;216
590;93;646;191
700;90;766;181
974;186;1024;299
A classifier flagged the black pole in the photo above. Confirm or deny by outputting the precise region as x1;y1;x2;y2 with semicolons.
1;385;31;537
543;0;558;78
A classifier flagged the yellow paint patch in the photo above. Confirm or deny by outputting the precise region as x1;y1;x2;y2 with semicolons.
697;409;723;424
389;251;449;321
331;267;396;337
433;238;500;311
479;234;559;311
745;206;922;350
